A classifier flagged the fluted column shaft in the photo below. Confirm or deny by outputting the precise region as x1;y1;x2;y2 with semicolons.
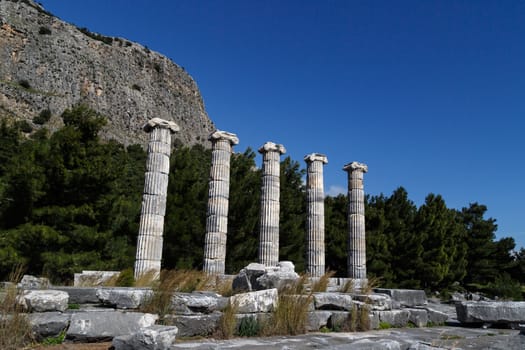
258;142;286;267
343;161;368;279
203;131;239;274
305;153;328;277
134;118;179;279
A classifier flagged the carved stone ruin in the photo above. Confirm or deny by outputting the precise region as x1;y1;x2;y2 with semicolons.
134;118;179;279
343;161;368;281
203;130;239;274
304;153;328;277
258;142;286;267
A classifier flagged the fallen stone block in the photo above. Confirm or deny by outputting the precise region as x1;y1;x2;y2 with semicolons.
456;301;525;324
29;312;71;340
256;261;300;291
374;288;427;307
112;325;178;350
164;313;221;337
18;290;68;312
327;311;349;330
74;270;120;286
51;287;100;304
18;275;50;289
375;309;410;328
232;263;266;293
306;310;332;331
232;261;299;293
352;293;392;311
313;292;353;311
171;291;228;314
407;308;428;327
96;287;153;309
423;307;449;325
67;311;157;342
231;288;278;313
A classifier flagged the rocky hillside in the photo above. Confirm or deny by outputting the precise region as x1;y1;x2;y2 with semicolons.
0;0;215;147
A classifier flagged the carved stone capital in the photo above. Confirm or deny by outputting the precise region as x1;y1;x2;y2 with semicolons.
304;153;328;164
209;130;239;145
343;161;368;173
143;118;180;133
258;141;286;155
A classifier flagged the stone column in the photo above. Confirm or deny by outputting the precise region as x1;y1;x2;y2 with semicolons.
258;142;286;267
304;153;328;277
343;161;368;280
134;118;179;280
203;130;239;274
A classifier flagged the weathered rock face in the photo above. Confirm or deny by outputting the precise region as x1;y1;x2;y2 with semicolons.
456;301;525;324
0;0;215;147
67;311;158;342
18;289;69;312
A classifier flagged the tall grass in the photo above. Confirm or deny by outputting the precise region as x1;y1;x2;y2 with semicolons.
215;300;238;339
261;274;312;336
139;269;216;322
0;265;34;350
310;270;336;293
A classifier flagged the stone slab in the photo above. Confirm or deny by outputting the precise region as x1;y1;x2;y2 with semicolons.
231;288;278;313
164;313;221;337
456;301;525;324
18;289;69;312
96;287;153;309
112;325;178;350
51;287;100;304
67;311;157;342
374;288;427;307
29;312;71;340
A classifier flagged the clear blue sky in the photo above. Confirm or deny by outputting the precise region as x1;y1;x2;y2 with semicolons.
40;0;524;249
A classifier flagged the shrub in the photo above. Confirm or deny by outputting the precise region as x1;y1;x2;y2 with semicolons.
18;79;31;89
33;108;52;125
38;26;51;35
237;316;260;337
115;268;134;287
15;120;32;133
131;84;142;91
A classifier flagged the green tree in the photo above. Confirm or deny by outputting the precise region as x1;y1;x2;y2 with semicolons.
226;148;260;273
163;145;210;270
415;194;467;291
325;194;347;276
279;157;306;272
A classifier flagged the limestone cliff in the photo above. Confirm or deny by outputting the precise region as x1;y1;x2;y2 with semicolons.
0;0;215;147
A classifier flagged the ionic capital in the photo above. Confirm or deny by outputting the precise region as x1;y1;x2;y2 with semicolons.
209;130;239;145
258;141;286;155
343;161;368;173
304;153;328;164
143;118;180;133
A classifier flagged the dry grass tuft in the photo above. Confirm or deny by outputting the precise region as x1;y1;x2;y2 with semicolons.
310;270;336;293
133;270;159;287
261;275;312;336
362;275;382;295
215;299;238;339
340;279;355;293
139;269;215;322
0;265;34;350
214;275;234;297
342;303;371;332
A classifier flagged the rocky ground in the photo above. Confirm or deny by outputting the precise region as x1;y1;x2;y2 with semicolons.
33;327;524;350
